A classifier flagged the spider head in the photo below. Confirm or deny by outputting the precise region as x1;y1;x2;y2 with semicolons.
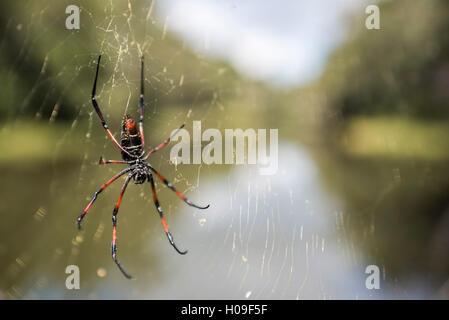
123;114;137;133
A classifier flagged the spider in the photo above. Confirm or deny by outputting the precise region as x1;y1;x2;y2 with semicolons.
77;55;209;279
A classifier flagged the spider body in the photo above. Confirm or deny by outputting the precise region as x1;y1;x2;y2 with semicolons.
121;114;144;161
77;55;209;279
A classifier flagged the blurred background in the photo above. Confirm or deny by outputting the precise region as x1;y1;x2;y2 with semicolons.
1;0;449;299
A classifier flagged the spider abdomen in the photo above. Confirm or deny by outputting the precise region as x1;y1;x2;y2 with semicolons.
120;114;143;161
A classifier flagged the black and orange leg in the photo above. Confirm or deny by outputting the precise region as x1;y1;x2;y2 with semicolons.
147;164;210;210
149;174;187;255
111;173;134;279
139;56;146;151
91;55;135;159
77;166;134;229
143;124;185;160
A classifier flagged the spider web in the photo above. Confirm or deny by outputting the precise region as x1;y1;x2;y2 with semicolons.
0;0;430;300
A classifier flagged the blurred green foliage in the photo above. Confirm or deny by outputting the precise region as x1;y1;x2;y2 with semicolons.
0;0;242;122
2;0;449;130
305;0;449;124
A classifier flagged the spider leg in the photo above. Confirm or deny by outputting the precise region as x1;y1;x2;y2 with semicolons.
91;55;135;159
146;164;210;210
111;173;134;279
98;156;133;165
148;174;187;255
77;166;134;229
143;124;185;160
139;56;146;151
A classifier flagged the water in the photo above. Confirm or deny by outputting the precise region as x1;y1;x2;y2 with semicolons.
1;139;429;299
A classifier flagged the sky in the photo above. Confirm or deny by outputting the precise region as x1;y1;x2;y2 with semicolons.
156;0;374;87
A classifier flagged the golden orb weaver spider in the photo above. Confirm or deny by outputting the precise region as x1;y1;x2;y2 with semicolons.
77;55;209;279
